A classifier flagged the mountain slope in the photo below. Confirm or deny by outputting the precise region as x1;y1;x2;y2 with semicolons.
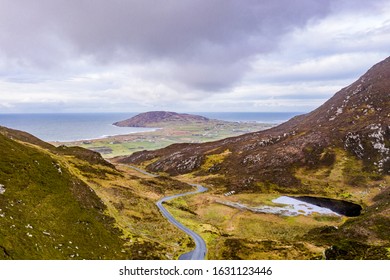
0;125;203;260
119;56;390;259
113;111;210;127
121;57;390;187
0;127;127;259
0;126;113;168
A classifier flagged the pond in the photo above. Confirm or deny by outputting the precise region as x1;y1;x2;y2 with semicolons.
272;196;340;216
272;196;362;217
217;195;362;217
292;196;362;217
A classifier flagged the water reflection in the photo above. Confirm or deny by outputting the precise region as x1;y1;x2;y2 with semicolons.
272;196;340;216
217;195;362;217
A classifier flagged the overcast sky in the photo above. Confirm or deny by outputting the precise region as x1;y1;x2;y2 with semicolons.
0;0;389;113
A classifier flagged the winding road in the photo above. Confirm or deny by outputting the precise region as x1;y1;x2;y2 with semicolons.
125;165;208;260
156;184;208;260
122;164;159;177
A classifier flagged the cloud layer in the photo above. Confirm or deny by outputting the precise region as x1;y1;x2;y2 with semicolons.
0;0;389;112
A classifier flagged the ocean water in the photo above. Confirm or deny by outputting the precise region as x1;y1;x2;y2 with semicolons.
198;112;301;123
0;113;152;142
0;112;302;142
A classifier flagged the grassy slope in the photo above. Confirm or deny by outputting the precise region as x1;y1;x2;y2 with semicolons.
2;122;387;259
293;148;390;259
0;129;196;259
67;162;196;259
161;148;390;259
0;133;126;259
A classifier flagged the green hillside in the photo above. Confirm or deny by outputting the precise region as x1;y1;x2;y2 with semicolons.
0;126;196;260
0;132;127;259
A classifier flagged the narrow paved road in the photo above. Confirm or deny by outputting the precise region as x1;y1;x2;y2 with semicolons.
118;164;159;178
129;165;159;177
119;163;208;259
156;184;208;260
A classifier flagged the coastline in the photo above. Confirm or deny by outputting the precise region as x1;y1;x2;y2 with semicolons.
50;126;160;143
54;121;273;158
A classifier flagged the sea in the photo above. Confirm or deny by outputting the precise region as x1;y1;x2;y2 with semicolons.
0;112;302;142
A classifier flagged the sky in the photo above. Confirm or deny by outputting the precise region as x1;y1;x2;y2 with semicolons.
0;0;389;113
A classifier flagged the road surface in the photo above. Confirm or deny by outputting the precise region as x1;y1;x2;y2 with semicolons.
156;184;208;260
127;164;159;177
120;163;208;260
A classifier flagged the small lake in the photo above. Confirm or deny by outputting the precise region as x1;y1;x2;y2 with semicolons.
218;196;362;217
272;196;362;217
292;196;362;217
272;196;340;216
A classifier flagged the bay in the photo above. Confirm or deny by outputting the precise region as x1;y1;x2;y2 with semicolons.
0;112;302;142
0;113;153;142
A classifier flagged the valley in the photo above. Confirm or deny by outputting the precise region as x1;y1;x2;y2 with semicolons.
1;57;390;260
115;57;390;259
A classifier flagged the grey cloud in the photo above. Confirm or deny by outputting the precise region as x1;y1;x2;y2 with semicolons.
0;0;387;93
44;0;331;60
0;0;336;91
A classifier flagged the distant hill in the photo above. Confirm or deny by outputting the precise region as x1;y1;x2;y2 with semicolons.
113;111;211;127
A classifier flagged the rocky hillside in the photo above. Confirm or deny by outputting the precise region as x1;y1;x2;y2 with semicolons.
121;57;390;189
119;57;390;259
113;111;210;127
